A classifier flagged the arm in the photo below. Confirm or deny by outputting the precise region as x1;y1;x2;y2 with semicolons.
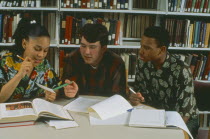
0;57;33;102
176;66;197;123
112;62;127;98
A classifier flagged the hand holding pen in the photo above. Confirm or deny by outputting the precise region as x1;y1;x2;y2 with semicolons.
16;55;33;78
63;79;78;98
129;88;145;106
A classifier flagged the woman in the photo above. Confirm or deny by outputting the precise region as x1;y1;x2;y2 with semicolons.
0;17;78;103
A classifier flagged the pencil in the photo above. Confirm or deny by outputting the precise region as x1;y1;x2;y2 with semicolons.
17;55;25;61
129;88;136;94
53;81;73;91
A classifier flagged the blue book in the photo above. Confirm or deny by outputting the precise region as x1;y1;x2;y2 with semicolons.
199;55;207;80
120;0;125;9
208;71;210;81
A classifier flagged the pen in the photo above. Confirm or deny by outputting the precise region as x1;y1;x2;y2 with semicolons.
53;81;73;91
17;55;25;61
129;88;136;94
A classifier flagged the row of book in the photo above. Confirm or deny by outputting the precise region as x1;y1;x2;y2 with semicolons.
164;18;210;48
0;12;56;43
0;0;48;7
61;0;129;9
173;52;210;80
0;0;56;7
133;0;157;9
60;15;121;45
168;0;210;13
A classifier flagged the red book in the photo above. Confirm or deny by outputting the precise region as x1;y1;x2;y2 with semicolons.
0;121;35;128
114;20;121;45
81;0;87;8
202;52;210;80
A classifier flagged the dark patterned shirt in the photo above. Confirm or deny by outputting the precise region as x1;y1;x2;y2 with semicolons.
0;53;61;102
62;49;127;98
134;53;198;119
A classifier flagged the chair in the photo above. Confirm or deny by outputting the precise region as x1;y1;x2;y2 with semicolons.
194;81;210;139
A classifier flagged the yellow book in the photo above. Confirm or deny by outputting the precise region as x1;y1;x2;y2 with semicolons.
188;24;194;48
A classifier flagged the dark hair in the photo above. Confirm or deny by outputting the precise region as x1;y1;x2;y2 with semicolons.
81;23;108;47
143;26;170;48
12;17;50;57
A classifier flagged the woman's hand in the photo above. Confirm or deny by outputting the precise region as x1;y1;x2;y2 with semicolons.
64;79;78;98
17;57;34;78
45;90;56;102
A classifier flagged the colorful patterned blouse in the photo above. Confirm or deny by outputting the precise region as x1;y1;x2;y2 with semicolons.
134;53;198;119
0;53;61;102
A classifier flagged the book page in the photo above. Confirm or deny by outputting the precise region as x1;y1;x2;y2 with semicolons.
129;109;166;127
0;101;36;118
45;120;79;129
88;94;133;120
64;97;102;113
32;98;73;120
166;111;193;139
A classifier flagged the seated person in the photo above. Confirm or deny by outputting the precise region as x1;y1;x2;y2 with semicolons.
62;23;127;98
129;26;199;137
0;17;78;103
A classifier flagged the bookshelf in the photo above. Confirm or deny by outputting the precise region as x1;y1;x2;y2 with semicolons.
0;0;210;82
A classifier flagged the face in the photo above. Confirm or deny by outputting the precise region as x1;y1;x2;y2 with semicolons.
22;36;50;67
139;35;162;62
80;36;107;66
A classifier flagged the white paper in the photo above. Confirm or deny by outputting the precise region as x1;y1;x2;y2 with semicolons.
89;111;130;125
64;97;101;113
129;109;166;127
166;111;193;139
88;94;133;120
47;120;79;129
36;83;56;93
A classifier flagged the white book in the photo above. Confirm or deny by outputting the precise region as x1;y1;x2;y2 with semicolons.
128;109;193;139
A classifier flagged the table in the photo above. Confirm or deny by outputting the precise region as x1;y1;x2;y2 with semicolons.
0;95;188;139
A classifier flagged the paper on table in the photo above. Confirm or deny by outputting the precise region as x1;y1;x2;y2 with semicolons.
166;111;193;139
89;111;130;125
64;97;102;113
129;109;166;128
46;120;79;129
36;83;56;93
88;94;133;120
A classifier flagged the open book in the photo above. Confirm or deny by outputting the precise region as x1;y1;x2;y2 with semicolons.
129;109;193;139
0;98;73;125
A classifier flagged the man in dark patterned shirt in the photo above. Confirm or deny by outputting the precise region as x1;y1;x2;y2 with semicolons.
62;23;127;98
129;26;199;137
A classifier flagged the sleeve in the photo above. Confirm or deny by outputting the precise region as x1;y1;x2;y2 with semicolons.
0;59;8;91
175;65;198;118
112;61;127;99
61;55;73;82
0;67;7;91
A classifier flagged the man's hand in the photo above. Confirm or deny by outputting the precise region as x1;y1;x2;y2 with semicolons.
129;92;145;106
64;80;78;98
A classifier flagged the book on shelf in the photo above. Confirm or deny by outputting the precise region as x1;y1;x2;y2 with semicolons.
0;98;73;126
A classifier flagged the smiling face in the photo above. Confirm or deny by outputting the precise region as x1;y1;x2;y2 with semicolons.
79;36;107;67
22;36;50;67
